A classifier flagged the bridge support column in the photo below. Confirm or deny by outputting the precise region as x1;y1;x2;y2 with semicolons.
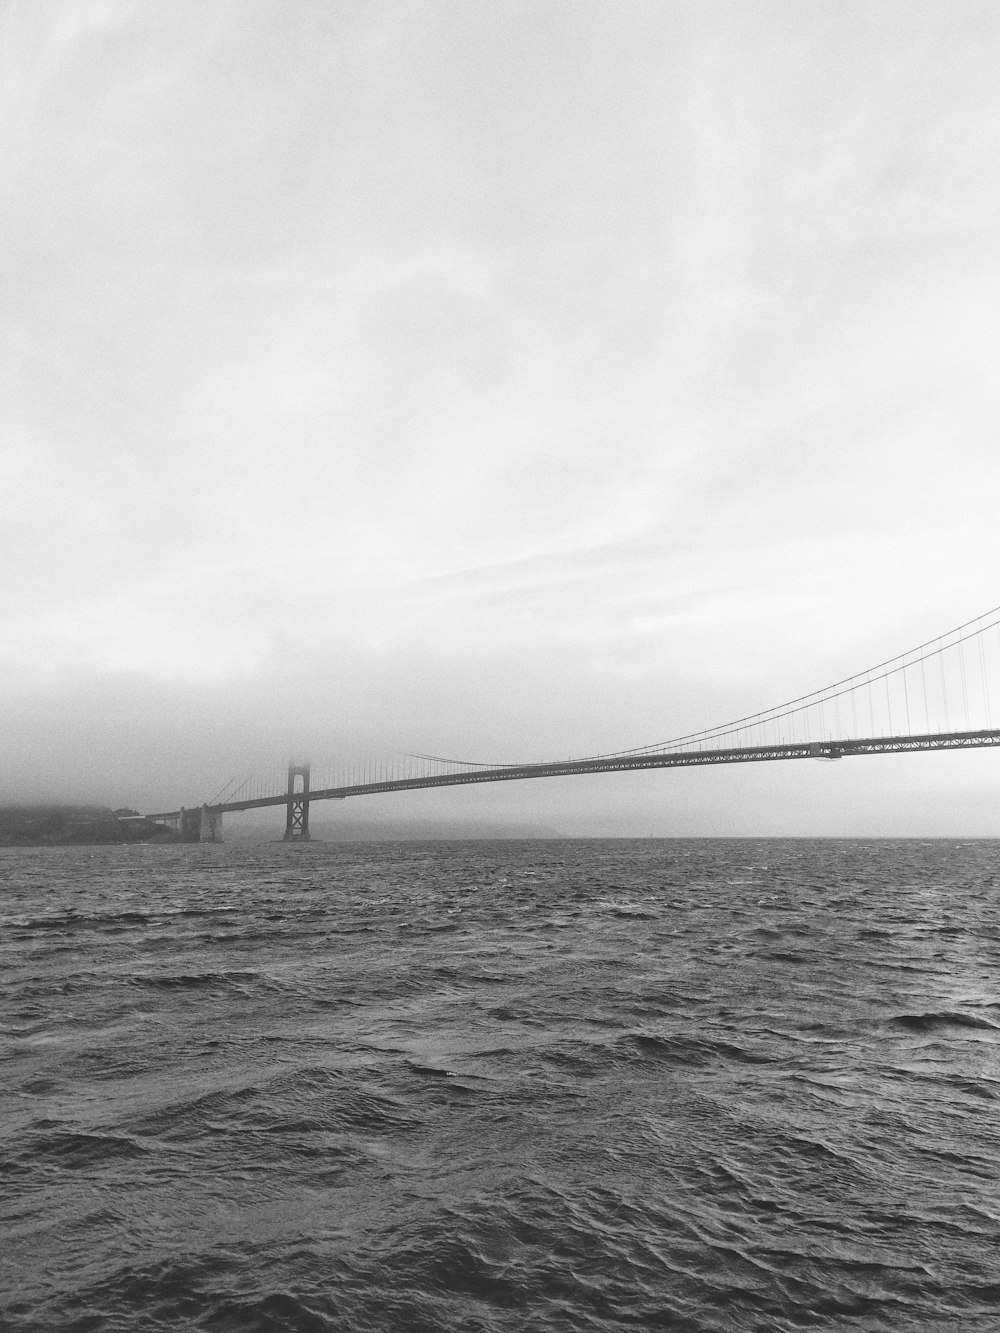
178;807;202;842
199;805;223;842
284;759;311;841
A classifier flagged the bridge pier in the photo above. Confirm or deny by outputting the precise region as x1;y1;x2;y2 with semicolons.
178;807;203;842
175;806;222;842
284;759;311;841
199;804;223;842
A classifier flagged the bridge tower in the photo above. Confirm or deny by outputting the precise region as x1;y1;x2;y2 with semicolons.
284;759;311;841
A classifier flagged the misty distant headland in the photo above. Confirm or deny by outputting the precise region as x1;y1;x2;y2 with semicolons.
0;807;169;847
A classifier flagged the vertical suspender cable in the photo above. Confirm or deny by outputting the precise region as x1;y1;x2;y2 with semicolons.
939;640;950;732
921;654;930;733
867;672;875;735
980;622;992;728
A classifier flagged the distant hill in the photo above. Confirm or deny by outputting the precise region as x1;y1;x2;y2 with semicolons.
0;806;169;846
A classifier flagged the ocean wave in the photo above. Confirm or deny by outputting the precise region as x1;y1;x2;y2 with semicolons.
6;838;1000;1331
888;1011;1000;1033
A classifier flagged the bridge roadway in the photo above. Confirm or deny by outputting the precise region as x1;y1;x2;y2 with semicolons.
149;727;1000;822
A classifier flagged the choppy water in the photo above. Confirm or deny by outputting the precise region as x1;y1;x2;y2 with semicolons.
3;838;1000;1331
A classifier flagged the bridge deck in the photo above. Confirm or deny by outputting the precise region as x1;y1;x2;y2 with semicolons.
146;728;1000;821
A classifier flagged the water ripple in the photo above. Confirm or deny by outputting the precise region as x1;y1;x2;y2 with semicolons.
3;837;1000;1330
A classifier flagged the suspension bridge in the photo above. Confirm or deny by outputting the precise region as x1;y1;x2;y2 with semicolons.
145;606;1000;841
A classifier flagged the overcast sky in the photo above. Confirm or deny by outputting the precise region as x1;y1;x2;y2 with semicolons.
3;0;1000;834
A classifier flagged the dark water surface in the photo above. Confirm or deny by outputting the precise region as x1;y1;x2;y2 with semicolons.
3;838;1000;1331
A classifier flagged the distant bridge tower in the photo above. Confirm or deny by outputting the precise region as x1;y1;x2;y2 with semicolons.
284;759;311;841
